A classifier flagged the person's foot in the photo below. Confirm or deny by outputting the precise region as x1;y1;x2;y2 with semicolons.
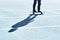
38;11;43;15
33;10;37;13
33;10;36;14
38;11;41;12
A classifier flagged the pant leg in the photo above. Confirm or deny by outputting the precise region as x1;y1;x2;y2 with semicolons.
38;0;41;11
33;0;37;11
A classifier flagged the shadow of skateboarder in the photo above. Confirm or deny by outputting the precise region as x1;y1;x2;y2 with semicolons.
8;14;38;32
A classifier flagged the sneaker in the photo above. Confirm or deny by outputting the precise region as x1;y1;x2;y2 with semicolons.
38;11;41;12
38;11;43;15
33;10;37;12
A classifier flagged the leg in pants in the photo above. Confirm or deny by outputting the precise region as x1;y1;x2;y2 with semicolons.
33;0;37;12
38;0;41;12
